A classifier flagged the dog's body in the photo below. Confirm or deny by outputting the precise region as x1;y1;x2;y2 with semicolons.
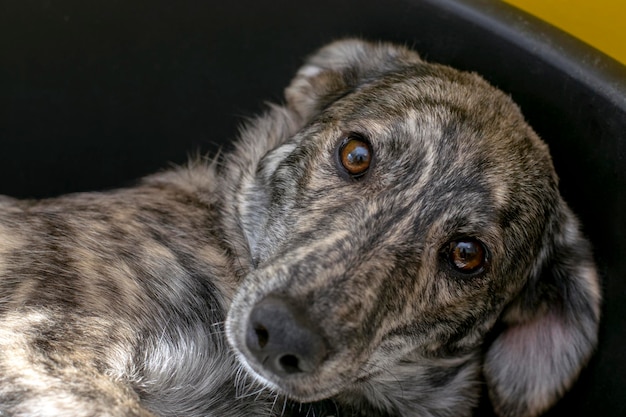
0;40;600;417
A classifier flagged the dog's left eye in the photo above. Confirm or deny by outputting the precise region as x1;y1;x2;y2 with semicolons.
446;238;488;274
337;135;372;178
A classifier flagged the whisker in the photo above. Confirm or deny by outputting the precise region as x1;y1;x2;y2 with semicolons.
234;366;246;398
236;385;269;400
269;391;280;416
280;395;288;417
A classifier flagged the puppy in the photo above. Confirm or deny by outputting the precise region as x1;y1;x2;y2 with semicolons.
0;40;600;417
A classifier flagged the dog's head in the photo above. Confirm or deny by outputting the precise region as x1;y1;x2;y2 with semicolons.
226;40;600;417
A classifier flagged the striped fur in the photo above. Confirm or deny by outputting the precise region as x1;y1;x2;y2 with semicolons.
0;40;600;417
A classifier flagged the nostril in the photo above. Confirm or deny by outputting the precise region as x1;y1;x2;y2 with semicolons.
278;354;301;374
254;324;269;348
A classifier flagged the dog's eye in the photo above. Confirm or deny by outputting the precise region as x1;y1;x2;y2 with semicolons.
338;135;372;178
446;239;487;274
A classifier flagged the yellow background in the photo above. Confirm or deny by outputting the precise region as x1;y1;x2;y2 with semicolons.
503;0;626;65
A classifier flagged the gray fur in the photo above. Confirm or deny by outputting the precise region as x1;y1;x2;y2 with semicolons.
0;39;600;417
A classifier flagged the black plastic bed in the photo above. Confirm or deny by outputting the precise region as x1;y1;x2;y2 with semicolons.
2;1;625;415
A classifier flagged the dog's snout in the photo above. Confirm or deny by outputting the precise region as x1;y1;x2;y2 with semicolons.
245;296;327;376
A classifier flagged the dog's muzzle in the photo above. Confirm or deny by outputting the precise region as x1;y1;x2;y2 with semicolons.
245;295;328;377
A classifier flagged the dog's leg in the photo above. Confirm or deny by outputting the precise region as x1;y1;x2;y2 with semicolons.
0;309;153;417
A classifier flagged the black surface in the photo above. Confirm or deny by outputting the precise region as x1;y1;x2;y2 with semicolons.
1;0;625;415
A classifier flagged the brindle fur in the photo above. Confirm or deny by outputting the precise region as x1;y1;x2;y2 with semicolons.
0;40;600;417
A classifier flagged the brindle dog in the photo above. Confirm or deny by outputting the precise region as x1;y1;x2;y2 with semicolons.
0;40;600;417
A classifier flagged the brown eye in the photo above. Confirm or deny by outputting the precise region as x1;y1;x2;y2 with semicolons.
338;135;372;177
447;239;487;274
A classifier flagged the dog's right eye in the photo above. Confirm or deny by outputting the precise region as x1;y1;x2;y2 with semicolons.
337;134;372;178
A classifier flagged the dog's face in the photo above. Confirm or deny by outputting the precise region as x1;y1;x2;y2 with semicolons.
226;40;600;417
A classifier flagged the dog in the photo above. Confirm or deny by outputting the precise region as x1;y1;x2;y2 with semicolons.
0;39;601;417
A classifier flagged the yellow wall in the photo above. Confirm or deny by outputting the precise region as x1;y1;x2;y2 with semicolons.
503;0;626;65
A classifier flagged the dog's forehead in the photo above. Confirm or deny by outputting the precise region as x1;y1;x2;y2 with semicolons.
307;64;558;232
323;67;532;167
332;64;521;142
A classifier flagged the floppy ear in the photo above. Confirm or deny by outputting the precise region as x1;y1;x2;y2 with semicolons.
285;38;422;121
484;203;601;417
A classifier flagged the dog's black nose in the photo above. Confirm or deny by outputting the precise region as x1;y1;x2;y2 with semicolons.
246;295;327;376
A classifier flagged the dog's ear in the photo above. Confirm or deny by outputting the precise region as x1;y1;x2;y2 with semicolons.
285;39;422;121
484;203;601;417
